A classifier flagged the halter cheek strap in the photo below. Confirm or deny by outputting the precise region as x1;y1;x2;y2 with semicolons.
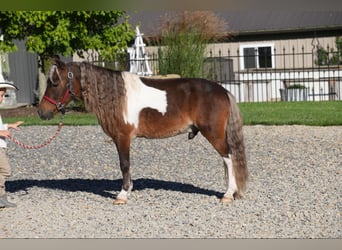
67;70;75;96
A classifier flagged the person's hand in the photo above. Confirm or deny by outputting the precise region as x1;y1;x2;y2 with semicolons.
8;121;24;130
0;130;12;138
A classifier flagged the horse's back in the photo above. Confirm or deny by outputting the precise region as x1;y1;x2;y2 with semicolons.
141;77;229;105
140;76;230;112
141;77;226;93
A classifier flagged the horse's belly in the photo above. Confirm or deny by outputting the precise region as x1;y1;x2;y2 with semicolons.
136;122;190;139
135;108;191;139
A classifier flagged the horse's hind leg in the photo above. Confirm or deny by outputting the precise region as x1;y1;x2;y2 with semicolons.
200;128;237;204
221;155;238;203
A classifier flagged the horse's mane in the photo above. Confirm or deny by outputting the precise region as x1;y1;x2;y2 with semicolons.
79;62;127;131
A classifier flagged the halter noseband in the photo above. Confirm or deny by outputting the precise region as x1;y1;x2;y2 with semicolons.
43;64;76;114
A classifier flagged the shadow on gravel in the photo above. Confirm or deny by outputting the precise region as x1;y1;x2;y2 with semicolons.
6;178;222;199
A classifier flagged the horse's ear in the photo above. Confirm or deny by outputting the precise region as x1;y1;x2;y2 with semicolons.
48;56;65;86
50;56;66;70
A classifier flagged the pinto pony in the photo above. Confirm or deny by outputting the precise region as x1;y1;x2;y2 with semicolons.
38;58;248;205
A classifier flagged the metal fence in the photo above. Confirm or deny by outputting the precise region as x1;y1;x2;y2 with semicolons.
134;45;342;103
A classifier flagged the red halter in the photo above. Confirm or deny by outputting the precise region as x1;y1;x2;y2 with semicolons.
43;67;74;114
43;90;70;114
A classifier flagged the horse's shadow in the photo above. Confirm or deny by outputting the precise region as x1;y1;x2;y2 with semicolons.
6;178;222;200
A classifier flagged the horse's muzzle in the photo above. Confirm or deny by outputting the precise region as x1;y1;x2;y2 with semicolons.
37;109;54;120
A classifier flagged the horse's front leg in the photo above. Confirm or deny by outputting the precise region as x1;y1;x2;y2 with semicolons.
113;137;133;205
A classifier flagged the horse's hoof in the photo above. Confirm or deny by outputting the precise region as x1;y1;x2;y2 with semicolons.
113;198;127;205
220;196;234;204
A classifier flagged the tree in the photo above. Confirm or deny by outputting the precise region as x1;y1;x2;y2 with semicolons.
316;36;342;66
0;11;134;72
155;11;228;77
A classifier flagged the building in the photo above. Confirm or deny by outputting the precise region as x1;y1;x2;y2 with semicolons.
129;10;342;102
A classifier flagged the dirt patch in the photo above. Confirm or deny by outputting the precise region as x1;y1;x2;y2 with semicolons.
0;105;86;118
0;106;39;118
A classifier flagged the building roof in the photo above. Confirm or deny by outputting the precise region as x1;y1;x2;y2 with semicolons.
128;10;342;38
217;11;342;34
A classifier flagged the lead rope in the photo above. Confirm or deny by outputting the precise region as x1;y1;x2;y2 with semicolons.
8;117;64;149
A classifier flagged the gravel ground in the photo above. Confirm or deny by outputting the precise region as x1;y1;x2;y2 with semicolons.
0;125;340;238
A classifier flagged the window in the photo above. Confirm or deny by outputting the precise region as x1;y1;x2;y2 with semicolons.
240;44;274;70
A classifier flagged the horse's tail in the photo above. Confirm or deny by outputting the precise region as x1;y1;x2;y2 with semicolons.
226;91;248;197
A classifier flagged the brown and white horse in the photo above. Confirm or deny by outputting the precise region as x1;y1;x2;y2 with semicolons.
38;58;248;205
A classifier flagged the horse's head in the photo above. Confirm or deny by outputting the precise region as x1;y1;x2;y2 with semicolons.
38;58;79;120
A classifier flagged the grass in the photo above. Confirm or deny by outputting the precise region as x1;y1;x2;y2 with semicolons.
239;101;342;126
2;101;342;126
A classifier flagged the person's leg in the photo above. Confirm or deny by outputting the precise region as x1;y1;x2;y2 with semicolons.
0;148;16;208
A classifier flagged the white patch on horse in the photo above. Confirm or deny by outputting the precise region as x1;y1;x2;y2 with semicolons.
116;181;133;201
223;155;237;198
121;72;167;127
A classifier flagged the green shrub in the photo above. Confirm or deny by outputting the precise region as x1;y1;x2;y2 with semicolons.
286;84;306;89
